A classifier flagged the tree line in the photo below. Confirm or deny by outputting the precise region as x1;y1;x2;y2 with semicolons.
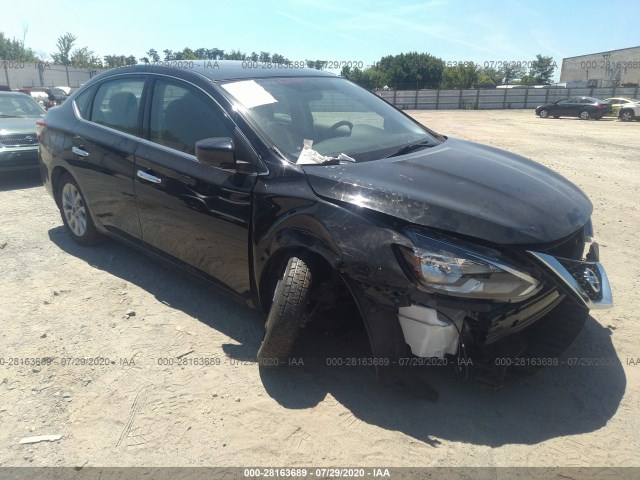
341;52;557;89
1;31;557;88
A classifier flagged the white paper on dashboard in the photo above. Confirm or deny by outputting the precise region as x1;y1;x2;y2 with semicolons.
221;80;277;109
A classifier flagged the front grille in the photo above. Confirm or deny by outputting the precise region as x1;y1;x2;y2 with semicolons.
0;134;38;146
480;288;564;345
558;258;603;302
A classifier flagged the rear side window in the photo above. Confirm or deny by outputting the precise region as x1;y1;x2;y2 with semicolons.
149;80;233;155
74;86;94;118
90;79;145;135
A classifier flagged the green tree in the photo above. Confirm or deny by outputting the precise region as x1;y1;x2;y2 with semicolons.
179;48;197;60
70;46;102;68
306;60;327;70
146;48;160;62
500;63;526;84
103;54;136;68
375;52;444;89
0;32;38;61
225;49;247;60
476;67;503;87
440;64;479;88
259;51;271;62
529;54;556;84
52;32;77;65
342;66;388;89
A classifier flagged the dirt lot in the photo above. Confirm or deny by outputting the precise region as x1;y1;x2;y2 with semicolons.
0;110;639;469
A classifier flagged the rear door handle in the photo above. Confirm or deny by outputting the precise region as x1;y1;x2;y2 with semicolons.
71;146;89;157
137;170;162;184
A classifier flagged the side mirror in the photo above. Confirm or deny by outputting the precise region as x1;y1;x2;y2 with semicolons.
195;137;259;173
195;137;236;169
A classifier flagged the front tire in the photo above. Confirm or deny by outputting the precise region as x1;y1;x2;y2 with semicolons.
538;109;549;118
257;256;312;367
620;109;635;122
57;173;100;245
579;110;590;120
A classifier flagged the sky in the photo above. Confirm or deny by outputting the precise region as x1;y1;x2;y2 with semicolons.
2;0;639;81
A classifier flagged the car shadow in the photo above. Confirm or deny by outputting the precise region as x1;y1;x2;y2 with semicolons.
0;169;41;192
49;227;625;448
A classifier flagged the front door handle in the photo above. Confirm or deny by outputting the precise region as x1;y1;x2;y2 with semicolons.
71;146;89;157
137;170;162;184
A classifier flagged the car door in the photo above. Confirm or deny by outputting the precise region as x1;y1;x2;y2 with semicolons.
562;97;580;116
553;98;570;115
71;76;146;239
134;77;260;298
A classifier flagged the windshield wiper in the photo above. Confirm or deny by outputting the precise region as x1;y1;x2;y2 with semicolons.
385;140;432;158
0;114;20;118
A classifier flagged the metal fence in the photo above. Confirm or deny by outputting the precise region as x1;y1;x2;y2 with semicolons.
1;60;107;89
375;86;640;110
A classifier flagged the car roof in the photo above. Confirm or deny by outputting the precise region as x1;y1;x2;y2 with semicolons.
115;60;336;82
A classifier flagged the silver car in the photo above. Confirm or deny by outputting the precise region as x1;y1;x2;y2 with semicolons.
0;92;45;172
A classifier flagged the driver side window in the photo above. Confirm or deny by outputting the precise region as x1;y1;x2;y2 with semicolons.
149;80;233;155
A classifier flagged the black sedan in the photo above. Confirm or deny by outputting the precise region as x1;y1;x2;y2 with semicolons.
535;96;612;120
38;61;612;382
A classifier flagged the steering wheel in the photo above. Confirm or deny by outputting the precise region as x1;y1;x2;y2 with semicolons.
327;120;353;137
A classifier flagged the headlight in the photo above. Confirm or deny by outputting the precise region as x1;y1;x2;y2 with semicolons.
399;234;541;302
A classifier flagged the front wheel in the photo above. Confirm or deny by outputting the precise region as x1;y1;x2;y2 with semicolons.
538;109;549;118
620;109;635;122
57;173;101;245
257;256;312;367
579;110;590;120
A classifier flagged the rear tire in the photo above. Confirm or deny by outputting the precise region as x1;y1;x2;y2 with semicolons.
257;256;312;367
579;110;590;120
56;173;100;245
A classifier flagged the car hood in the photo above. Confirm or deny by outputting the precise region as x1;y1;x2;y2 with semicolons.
0;117;40;135
303;138;592;245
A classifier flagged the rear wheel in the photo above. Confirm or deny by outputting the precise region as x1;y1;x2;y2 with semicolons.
57;173;100;245
579;110;590;120
620;109;635;122
538;109;549;118
257;256;312;367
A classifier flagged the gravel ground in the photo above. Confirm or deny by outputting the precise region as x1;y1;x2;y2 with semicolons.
0;109;638;468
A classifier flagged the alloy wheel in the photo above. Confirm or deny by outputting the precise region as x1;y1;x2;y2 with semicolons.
62;183;87;237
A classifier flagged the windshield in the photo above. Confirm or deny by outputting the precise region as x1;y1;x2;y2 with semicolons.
220;76;441;163
0;95;46;117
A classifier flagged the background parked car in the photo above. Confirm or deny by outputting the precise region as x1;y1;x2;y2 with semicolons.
27;87;68;108
602;97;640;117
617;101;640;121
17;88;54;109
0;91;46;172
535;97;612;120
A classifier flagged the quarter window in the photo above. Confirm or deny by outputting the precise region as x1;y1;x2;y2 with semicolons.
149;80;232;155
90;79;144;135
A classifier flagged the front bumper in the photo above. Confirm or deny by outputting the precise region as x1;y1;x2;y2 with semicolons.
0;147;40;172
395;249;612;359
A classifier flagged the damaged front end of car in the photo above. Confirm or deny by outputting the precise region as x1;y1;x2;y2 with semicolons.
328;222;612;387
377;222;612;383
